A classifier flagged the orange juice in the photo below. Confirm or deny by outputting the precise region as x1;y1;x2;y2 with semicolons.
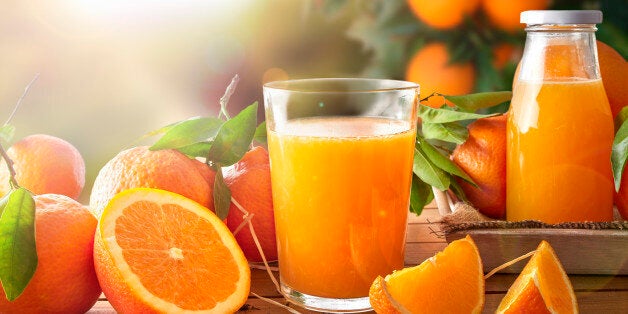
268;116;415;298
507;79;614;223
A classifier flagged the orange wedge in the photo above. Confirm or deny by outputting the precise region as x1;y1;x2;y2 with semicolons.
496;241;578;314
93;188;250;313
369;235;484;313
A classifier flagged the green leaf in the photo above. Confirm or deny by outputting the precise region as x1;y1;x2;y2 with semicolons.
253;121;267;145
422;122;468;144
0;124;15;145
213;167;231;220
612;119;628;191
175;142;213;158
409;176;433;216
150;117;224;151
418;105;497;124
418;139;476;187
444;91;512;112
0;188;37;301
413;147;450;191
615;106;628;131
207;102;258;166
449;178;468;203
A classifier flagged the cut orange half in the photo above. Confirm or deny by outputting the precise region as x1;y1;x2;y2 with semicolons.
94;188;250;313
369;235;484;313
496;241;578;314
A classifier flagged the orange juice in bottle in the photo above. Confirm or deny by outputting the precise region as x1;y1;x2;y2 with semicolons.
263;78;418;312
507;11;614;223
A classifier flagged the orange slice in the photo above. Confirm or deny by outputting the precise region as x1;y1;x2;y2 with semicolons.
496;241;578;314
94;188;250;313
369;235;484;313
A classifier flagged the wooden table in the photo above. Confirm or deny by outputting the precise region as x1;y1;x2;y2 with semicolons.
89;202;628;313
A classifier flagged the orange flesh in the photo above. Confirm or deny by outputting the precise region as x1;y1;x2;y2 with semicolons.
497;241;577;313
114;201;240;310
268;117;415;298
536;243;576;312
507;79;614;223
386;236;483;313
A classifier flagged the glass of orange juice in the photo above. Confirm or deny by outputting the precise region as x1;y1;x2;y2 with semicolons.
263;78;418;312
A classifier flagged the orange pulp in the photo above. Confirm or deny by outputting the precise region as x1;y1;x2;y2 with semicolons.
268;116;415;298
507;79;614;223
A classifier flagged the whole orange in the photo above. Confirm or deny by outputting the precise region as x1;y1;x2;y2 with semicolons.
406;42;476;107
597;41;628;118
452;114;507;219
407;0;480;29
225;146;277;262
89;146;215;217
0;134;85;200
0;194;101;313
492;43;521;70
482;0;550;32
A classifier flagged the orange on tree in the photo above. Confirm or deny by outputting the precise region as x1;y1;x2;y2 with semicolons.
482;0;550;32
406;0;480;30
89;146;215;217
0;194;101;313
496;241;578;313
369;235;484;313
406;42;475;107
597;40;628;118
93;188;250;313
492;43;521;70
0;134;85;200
225;146;277;262
452;114;507;219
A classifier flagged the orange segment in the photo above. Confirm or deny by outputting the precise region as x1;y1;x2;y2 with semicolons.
94;188;250;313
497;241;578;314
369;235;484;313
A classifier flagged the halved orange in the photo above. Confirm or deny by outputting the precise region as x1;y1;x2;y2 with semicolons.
93;188;250;313
496;241;578;314
369;235;484;313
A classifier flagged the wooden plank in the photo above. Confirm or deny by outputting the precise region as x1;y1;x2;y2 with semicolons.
92;290;628;313
447;229;628;275
406;223;445;243
484;290;628;314
486;274;628;292
407;207;441;224
404;242;448;265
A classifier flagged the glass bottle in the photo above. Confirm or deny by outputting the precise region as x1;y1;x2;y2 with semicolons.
507;10;614;223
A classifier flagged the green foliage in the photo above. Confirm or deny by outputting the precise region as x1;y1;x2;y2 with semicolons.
213;167;232;220
612;117;628;191
146;76;263;220
320;0;627;92
150;117;224;152
207;103;258;167
445;91;512;112
0;188;37;301
409;91;510;215
0;124;15;145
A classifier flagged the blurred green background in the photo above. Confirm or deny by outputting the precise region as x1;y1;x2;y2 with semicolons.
0;0;625;203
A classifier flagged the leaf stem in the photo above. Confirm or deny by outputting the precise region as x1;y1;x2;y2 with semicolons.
419;92;445;103
4;73;40;126
218;74;240;120
0;142;19;190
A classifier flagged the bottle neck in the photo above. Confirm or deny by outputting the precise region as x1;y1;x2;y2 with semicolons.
518;24;600;82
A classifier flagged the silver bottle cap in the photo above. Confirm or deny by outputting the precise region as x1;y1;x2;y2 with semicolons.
521;10;602;25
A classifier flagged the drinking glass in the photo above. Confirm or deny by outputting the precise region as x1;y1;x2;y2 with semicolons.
263;78;418;312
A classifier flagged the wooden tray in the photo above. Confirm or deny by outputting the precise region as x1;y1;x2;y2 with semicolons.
434;188;628;275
